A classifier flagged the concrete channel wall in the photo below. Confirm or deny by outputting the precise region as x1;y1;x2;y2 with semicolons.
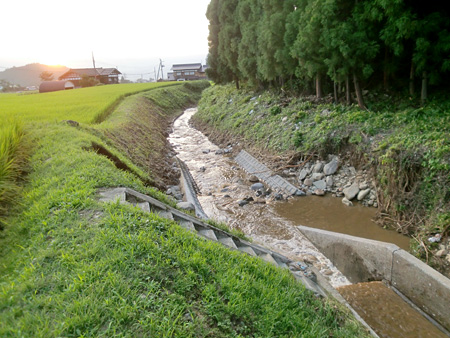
299;226;450;332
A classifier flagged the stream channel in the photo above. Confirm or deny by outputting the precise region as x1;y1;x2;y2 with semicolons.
168;108;447;338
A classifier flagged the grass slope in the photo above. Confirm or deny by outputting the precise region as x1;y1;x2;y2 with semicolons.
0;83;368;337
195;84;450;275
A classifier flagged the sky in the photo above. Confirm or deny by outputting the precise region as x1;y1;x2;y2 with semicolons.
1;0;211;80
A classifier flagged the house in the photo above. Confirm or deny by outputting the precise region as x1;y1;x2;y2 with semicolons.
170;63;208;81
39;80;75;93
167;72;175;81
58;68;121;87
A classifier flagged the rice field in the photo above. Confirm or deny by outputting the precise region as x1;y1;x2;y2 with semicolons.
0;82;179;224
0;82;179;125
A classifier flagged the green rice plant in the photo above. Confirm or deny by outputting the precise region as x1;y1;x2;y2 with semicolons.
0;82;180;125
0;119;28;226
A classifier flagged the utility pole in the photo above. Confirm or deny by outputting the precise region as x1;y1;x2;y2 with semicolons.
92;51;98;80
160;59;165;80
156;59;165;81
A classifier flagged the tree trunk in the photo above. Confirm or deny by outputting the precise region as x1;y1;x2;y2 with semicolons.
409;62;415;96
421;71;427;106
345;75;351;105
333;81;338;103
316;73;322;99
384;47;389;91
235;77;240;90
353;73;366;110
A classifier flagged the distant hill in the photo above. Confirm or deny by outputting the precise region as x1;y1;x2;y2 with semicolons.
0;63;69;87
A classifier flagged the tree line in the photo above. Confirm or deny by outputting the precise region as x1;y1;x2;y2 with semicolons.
206;0;450;108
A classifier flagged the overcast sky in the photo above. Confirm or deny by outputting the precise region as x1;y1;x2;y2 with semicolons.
1;0;211;80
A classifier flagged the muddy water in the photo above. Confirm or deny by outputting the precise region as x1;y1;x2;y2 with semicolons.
275;197;410;250
338;282;448;338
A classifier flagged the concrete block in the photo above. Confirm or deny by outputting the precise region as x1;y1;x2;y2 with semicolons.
98;188;127;203
178;220;196;232
259;253;278;266
137;202;151;212
238;246;257;256
219;237;238;249
198;229;217;241
155;210;174;220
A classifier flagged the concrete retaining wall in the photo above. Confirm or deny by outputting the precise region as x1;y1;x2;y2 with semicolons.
299;225;450;332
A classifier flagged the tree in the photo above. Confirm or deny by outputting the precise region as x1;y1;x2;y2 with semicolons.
39;71;54;82
257;0;294;86
237;0;261;86
217;0;242;89
79;75;99;88
206;0;235;84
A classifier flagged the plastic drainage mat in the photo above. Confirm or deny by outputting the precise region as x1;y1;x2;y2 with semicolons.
235;150;299;195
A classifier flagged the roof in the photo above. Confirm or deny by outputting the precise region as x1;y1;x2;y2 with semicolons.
59;68;121;80
39;81;74;93
98;68;121;76
172;63;202;71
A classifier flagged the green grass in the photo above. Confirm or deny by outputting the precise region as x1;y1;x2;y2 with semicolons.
0;83;368;337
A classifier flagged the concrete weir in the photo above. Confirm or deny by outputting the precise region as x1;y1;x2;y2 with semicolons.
299;225;450;333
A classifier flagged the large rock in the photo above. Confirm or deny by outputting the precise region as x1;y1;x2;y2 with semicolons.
342;197;353;207
343;182;360;200
359;182;369;190
326;176;334;187
312;162;324;173
324;158;339;176
357;188;371;201
314;189;325;196
312;173;325;181
313;180;327;190
304;178;313;187
298;169;309;180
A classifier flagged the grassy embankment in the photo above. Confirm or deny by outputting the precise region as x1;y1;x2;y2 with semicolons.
0;82;368;337
195;84;450;275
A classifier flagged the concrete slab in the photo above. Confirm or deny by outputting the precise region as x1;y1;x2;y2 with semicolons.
299;225;398;283
392;250;450;331
299;225;450;332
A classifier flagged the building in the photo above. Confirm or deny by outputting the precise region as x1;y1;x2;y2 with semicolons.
58;68;121;87
170;63;208;81
39;80;75;93
167;72;175;81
